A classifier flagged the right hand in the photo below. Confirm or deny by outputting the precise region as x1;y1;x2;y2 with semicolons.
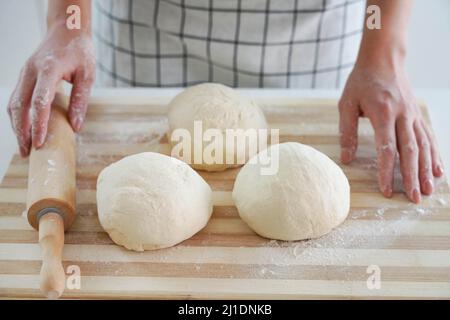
339;60;444;203
7;21;95;157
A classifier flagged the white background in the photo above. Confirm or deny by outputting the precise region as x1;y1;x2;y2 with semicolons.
0;0;449;179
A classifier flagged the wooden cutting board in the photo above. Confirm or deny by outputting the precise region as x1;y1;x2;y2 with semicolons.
0;93;449;299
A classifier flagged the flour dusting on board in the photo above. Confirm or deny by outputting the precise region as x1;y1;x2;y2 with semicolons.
76;119;168;165
242;184;449;280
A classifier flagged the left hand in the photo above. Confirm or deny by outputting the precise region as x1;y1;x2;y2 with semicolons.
338;59;444;203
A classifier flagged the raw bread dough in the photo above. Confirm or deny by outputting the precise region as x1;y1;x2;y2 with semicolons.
232;142;350;241
96;152;213;251
167;83;267;171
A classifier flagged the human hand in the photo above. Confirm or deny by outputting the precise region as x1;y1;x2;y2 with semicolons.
339;60;444;203
7;21;95;157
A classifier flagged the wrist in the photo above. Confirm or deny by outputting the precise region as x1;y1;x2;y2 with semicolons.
47;1;92;37
47;19;92;38
356;39;406;71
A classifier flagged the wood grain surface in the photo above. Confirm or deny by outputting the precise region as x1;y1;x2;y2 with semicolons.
0;96;449;299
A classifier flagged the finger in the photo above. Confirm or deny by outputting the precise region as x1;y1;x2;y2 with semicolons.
396;117;421;203
372;119;397;198
31;71;60;148
338;99;359;164
414;121;433;195
7;63;36;156
422;121;444;177
68;69;94;132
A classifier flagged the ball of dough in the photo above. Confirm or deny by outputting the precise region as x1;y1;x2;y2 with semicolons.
167;83;267;172
232;142;350;241
96;152;213;251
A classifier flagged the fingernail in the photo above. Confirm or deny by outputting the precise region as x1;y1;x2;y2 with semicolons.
412;188;421;204
383;186;393;198
437;164;444;176
36;134;46;148
424;179;434;195
380;182;392;197
341;148;353;164
74;117;83;132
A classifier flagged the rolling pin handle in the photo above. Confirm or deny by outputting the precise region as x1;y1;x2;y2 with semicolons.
38;211;66;299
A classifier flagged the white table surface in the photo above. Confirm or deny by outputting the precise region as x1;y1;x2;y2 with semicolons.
0;87;449;181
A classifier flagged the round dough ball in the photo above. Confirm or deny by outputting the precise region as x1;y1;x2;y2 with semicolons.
232;142;350;241
167;83;267;172
96;152;213;251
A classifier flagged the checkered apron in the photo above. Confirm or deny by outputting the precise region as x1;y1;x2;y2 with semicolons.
94;0;365;88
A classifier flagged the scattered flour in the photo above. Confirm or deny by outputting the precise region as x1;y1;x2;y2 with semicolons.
76;119;168;166
248;199;446;279
70;106;450;283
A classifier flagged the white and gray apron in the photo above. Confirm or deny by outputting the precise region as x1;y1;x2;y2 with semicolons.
93;0;365;88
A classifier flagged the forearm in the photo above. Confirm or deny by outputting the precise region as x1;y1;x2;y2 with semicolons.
47;0;92;35
357;0;412;68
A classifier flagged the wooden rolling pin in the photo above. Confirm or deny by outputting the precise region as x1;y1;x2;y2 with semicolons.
26;100;76;299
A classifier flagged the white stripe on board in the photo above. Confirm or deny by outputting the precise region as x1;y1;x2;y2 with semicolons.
1;274;449;298
0;144;377;164
1;189;449;207
269;122;374;137
1;244;450;268
4;163;385;182
2;216;450;237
